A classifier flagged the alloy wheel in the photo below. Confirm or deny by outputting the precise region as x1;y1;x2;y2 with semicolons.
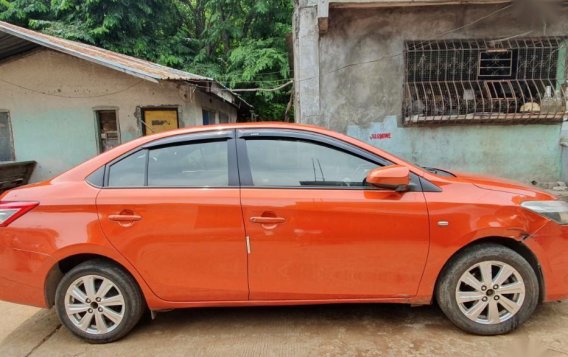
455;261;526;325
64;275;126;335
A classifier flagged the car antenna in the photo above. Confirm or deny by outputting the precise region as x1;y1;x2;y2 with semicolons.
317;159;325;182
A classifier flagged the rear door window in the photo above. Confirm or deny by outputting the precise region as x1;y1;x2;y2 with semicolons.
147;141;229;187
106;140;230;188
107;150;147;187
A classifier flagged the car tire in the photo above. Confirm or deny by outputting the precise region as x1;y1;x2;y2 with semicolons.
55;259;146;343
436;243;539;335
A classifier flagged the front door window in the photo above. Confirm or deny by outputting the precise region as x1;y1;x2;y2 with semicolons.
245;139;376;187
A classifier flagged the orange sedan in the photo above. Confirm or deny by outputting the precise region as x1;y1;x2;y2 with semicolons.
1;123;567;343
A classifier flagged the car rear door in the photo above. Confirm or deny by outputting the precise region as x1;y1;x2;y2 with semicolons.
237;129;430;300
96;130;249;302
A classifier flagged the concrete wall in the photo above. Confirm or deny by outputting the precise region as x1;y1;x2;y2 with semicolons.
327;0;509;6
0;49;238;181
347;116;563;182
562;121;568;182
295;2;568;183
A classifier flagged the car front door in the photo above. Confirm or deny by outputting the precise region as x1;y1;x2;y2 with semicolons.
96;130;248;302
237;129;430;300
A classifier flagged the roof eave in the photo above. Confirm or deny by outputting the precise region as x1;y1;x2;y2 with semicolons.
0;21;253;110
0;24;163;83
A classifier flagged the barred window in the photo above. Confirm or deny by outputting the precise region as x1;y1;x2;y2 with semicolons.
403;38;568;125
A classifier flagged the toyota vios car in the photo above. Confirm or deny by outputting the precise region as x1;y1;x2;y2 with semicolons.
1;123;567;343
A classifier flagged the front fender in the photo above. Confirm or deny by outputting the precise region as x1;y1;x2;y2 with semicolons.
412;184;549;304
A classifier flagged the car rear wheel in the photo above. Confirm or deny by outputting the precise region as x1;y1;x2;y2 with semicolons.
436;244;539;335
55;259;145;343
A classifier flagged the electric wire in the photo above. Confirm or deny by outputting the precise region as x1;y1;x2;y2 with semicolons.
192;3;516;94
0;78;144;98
0;4;514;97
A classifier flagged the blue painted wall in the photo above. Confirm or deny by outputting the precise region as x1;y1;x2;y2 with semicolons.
348;116;563;183
11;108;98;181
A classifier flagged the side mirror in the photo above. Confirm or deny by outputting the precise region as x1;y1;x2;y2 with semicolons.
366;165;410;191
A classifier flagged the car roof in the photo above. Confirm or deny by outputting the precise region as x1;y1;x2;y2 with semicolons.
144;122;327;136
54;122;427;183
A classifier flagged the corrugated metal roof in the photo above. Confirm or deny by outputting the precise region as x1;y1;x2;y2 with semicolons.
0;31;38;61
0;21;252;108
0;20;211;83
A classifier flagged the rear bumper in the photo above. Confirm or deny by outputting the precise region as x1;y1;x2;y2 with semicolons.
0;246;53;308
0;274;46;307
525;221;568;302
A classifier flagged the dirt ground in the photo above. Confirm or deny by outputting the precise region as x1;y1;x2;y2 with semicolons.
1;300;568;357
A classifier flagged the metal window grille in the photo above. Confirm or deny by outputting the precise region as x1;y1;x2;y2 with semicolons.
403;38;568;125
478;50;513;78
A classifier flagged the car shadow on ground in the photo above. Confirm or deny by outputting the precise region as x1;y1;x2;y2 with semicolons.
1;302;568;356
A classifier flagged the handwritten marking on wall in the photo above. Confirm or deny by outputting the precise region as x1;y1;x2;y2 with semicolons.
370;133;392;140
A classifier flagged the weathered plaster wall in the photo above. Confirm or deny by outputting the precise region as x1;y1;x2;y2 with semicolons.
0;49;238;181
294;2;322;122
348;116;563;182
295;3;568;182
562;121;568;181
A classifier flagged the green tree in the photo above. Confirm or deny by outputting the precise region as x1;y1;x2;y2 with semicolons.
185;0;294;119
0;0;51;26
0;0;294;119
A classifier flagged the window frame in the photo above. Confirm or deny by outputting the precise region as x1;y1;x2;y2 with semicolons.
403;37;567;125
236;129;423;191
477;49;515;79
95;109;121;154
141;107;180;136
202;109;217;125
101;129;239;189
0;111;15;162
219;112;230;124
87;128;438;192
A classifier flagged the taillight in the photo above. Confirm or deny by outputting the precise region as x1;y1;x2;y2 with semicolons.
0;202;39;227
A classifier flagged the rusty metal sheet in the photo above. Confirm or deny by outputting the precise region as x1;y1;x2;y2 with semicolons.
0;161;36;194
0;20;252;109
0;20;209;82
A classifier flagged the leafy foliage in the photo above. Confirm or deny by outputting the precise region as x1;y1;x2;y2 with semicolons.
0;0;294;119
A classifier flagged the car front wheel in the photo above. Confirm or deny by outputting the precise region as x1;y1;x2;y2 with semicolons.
436;244;539;335
55;259;145;343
